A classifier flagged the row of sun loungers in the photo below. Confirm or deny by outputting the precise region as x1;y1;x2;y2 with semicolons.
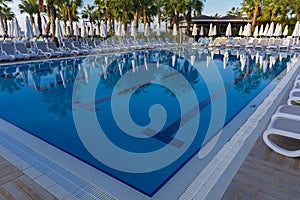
0;39;91;61
195;37;300;51
0;37;183;62
263;73;300;157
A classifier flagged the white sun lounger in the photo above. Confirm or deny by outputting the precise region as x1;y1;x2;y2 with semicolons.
35;41;63;58
278;38;290;50
47;41;77;56
0;49;15;61
2;43;30;60
14;42;39;59
263;116;300;157
272;105;300;120
288;91;300;105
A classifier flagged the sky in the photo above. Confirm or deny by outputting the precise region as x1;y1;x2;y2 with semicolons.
202;0;242;16
8;0;242;30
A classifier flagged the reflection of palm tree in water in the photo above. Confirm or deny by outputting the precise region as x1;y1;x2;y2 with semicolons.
40;62;80;118
0;71;24;94
41;83;73;117
35;60;79;118
232;56;262;94
232;54;288;94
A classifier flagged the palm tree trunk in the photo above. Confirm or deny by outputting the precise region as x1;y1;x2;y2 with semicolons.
135;10;139;29
252;3;259;27
106;10;113;35
157;10;161;27
67;5;73;35
271;10;276;21
30;15;35;26
143;7;147;32
37;10;42;36
3;17;7;36
296;12;300;20
48;0;56;38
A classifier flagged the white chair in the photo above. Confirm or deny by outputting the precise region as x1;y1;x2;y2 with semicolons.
263;114;300;157
15;42;39;59
35;41;63;58
2;43;30;60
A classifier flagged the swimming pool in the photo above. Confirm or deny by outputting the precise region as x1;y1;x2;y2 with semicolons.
0;47;293;196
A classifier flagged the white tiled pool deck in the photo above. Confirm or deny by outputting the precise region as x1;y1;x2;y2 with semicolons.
0;56;299;200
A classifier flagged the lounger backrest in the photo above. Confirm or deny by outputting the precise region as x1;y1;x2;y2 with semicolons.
64;41;75;50
268;38;275;45
15;43;28;54
95;40;102;46
276;39;282;45
232;38;238;44
221;38;227;44
239;38;246;44
260;39;267;45
2;43;16;55
87;40;95;48
47;42;59;51
73;41;82;49
36;41;49;52
252;38;258;44
282;39;290;46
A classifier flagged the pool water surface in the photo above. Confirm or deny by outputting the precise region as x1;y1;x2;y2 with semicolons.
0;47;293;196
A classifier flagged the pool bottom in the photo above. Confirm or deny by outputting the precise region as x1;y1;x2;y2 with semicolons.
0;64;293;200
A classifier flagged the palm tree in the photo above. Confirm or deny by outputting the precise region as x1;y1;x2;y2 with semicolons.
95;0;112;34
290;0;300;20
59;0;82;36
242;0;262;27
227;7;241;16
164;0;205;34
1;6;14;35
39;0;56;37
18;0;38;25
109;0;134;31
153;0;165;27
82;5;95;24
0;0;12;21
260;0;287;21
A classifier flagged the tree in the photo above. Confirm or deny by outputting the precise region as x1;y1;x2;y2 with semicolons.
18;0;37;25
260;0;287;21
1;6;14;35
242;0;262;26
227;7;242;16
82;5;95;24
153;0;165;26
94;0;114;34
0;0;12;26
164;0;205;34
63;0;82;35
39;0;56;38
289;0;300;20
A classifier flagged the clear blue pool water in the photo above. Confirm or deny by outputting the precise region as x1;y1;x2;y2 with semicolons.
0;47;292;196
